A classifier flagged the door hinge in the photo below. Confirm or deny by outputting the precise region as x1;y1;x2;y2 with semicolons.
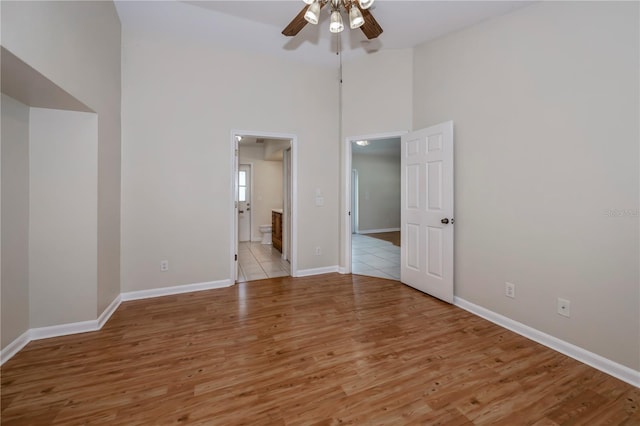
348;211;351;216
235;254;238;261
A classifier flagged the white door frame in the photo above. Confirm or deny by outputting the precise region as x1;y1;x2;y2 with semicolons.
341;130;407;273
231;130;298;282
283;147;292;262
351;169;359;234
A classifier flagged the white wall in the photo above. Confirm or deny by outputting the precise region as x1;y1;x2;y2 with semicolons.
341;49;413;137
1;0;122;314
352;153;400;232
413;1;639;370
239;145;284;242
264;140;290;161
340;48;413;267
1;95;30;347
121;30;339;291
29;108;98;327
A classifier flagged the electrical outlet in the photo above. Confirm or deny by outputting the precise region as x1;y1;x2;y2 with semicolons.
505;282;515;298
557;298;570;317
315;247;322;256
160;260;169;272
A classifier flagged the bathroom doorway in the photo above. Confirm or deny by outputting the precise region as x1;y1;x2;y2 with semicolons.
231;131;297;283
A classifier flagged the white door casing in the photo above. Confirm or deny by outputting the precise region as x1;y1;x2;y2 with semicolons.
342;131;407;274
351;169;359;234
231;130;298;282
284;147;292;261
233;140;239;281
400;121;454;303
238;164;252;242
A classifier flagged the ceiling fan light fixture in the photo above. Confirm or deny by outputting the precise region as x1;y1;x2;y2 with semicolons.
304;1;321;25
283;0;382;40
329;9;344;33
349;4;364;29
358;0;375;10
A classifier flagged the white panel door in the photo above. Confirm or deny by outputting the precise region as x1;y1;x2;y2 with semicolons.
238;164;251;242
401;121;454;303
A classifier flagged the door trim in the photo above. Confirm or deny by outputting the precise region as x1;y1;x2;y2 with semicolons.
351;169;359;234
230;130;298;282
341;130;407;274
283;147;292;262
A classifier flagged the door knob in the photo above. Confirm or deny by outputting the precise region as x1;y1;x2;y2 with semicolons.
441;218;449;224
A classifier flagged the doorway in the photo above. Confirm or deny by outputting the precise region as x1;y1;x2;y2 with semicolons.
231;131;298;283
350;136;402;280
342;124;455;304
342;131;406;278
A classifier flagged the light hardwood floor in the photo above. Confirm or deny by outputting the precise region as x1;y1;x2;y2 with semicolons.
2;274;638;425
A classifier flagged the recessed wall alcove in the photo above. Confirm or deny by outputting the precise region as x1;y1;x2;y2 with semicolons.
1;46;99;348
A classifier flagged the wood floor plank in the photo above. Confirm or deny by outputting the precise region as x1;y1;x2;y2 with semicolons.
1;273;637;425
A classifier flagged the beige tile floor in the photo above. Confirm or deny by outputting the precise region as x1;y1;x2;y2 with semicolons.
238;241;290;282
351;233;401;280
238;235;398;282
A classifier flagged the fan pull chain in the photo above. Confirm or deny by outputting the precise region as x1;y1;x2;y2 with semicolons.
338;32;343;84
337;31;343;161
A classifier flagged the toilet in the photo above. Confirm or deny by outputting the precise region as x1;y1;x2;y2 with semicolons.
259;224;272;244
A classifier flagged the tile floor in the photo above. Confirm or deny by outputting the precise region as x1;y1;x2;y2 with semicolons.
351;233;400;280
238;241;290;282
238;234;399;283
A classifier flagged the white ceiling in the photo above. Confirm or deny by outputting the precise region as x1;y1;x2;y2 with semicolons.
114;1;533;67
352;137;400;157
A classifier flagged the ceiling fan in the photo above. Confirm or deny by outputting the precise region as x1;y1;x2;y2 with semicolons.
282;0;383;40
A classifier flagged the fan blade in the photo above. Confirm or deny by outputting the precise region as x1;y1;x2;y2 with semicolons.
359;6;383;40
282;5;310;36
282;3;327;37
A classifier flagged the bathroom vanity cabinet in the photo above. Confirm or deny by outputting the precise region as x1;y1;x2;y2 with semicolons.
272;210;283;252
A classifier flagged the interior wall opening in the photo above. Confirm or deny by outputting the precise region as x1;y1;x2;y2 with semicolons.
343;132;405;280
233;133;295;283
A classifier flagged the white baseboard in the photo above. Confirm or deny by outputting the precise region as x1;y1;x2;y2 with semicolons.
121;279;233;301
338;266;349;274
98;294;122;328
30;294;125;342
30;319;99;341
295;266;340;277
358;228;400;234
0;330;31;365
1;279;233;365
454;297;640;388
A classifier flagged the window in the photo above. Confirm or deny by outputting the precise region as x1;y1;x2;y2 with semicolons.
239;170;247;202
